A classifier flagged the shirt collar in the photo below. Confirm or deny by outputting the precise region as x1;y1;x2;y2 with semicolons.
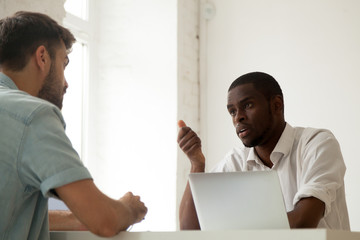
246;123;295;167
272;122;295;158
0;72;19;90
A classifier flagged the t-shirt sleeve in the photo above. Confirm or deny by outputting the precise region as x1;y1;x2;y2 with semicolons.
293;129;346;217
18;104;92;198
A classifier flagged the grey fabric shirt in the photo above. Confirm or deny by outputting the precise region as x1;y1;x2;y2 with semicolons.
0;73;92;239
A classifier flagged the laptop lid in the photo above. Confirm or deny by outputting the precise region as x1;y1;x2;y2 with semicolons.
188;171;290;230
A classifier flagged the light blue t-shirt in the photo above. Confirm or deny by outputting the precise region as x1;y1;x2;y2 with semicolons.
0;73;92;239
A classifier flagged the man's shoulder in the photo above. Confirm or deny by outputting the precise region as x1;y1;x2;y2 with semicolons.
292;125;334;141
210;146;251;172
0;88;62;125
224;145;250;157
290;125;337;149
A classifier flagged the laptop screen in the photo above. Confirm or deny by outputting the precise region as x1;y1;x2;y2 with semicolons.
189;170;290;230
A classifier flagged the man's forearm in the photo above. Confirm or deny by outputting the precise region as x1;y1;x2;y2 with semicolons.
49;210;88;231
179;182;201;230
287;197;325;228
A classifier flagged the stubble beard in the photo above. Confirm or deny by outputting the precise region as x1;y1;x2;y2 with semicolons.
242;107;273;148
38;63;64;110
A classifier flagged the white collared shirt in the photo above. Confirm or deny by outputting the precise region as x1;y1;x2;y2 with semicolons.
211;123;350;230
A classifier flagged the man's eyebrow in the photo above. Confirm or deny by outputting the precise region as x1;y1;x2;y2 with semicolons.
227;97;253;109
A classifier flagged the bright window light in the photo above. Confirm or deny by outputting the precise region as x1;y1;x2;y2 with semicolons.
58;0;177;232
62;41;88;159
49;1;90;212
64;0;88;20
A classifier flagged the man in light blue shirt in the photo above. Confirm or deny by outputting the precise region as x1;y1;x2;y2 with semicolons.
0;11;147;239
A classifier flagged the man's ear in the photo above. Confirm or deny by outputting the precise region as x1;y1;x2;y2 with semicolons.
34;45;50;72
272;95;284;114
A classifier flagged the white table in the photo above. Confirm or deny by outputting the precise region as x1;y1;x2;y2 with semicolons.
51;229;360;240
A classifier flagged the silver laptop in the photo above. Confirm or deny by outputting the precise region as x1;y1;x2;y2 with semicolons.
189;170;290;230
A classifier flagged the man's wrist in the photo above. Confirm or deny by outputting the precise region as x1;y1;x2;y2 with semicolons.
190;153;206;172
190;163;205;172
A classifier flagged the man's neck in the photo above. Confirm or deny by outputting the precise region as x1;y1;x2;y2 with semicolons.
254;121;286;168
254;148;274;168
2;66;42;96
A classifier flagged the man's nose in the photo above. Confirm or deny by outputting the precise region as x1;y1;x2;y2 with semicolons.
235;110;245;123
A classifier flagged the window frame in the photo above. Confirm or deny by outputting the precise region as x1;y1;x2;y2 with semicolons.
62;0;94;164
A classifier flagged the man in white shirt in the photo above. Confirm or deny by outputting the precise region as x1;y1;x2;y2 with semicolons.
177;71;350;230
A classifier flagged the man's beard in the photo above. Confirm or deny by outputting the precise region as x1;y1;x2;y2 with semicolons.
243;108;273;148
243;123;272;148
38;63;65;110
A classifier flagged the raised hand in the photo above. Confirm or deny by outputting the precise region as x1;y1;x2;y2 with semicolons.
177;120;205;172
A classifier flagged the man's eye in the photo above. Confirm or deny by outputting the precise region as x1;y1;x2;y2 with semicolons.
229;109;236;116
244;103;253;109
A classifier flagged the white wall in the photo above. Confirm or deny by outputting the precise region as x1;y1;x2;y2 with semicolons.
176;0;200;229
201;0;360;230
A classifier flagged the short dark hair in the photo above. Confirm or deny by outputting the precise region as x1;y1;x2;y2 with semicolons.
0;11;76;71
228;72;283;101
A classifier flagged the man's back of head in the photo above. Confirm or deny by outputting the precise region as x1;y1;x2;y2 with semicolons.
0;11;75;72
